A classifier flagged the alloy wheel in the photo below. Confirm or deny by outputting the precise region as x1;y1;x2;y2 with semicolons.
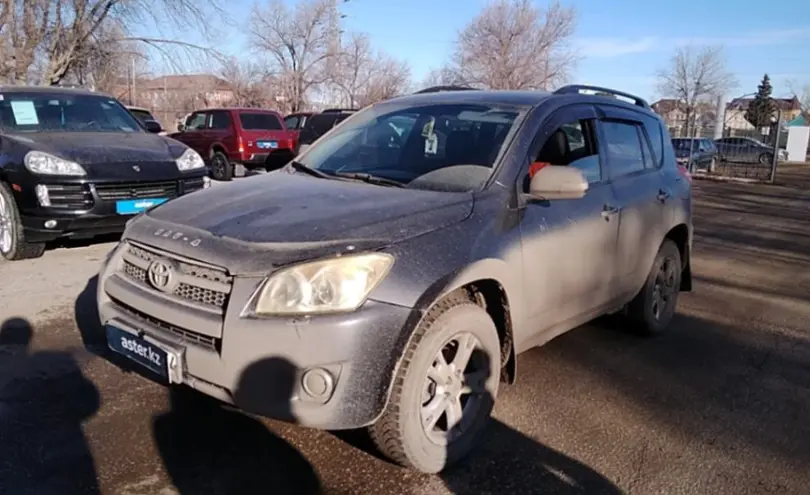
651;256;677;321
212;155;227;179
0;193;12;254
420;332;489;446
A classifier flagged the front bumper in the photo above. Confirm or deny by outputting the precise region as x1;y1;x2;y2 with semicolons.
18;175;208;243
97;241;414;430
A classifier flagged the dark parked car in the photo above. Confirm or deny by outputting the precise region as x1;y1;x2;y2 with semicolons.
295;108;356;154
0;86;209;261
283;111;314;139
714;136;777;164
170;108;297;181
126;106;167;136
671;137;718;172
96;85;692;473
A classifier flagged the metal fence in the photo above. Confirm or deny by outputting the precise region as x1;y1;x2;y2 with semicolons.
668;124;785;183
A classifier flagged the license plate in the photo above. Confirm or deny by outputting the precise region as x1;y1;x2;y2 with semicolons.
257;140;278;149
116;198;167;215
106;324;176;380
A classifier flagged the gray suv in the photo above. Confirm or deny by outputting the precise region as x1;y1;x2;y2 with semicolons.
96;85;693;473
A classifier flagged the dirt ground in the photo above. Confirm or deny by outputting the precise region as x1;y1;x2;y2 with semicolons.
1;166;809;495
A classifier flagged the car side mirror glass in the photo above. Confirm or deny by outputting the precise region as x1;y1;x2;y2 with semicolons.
528;165;588;200
176;123;186;132
144;120;163;134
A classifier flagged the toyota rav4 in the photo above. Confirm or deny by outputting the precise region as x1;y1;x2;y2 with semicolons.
96;85;693;473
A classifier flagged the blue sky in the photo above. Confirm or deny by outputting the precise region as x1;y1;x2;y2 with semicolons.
169;0;810;103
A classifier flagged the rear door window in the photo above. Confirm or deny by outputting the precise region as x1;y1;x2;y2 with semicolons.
601;121;646;178
239;112;283;130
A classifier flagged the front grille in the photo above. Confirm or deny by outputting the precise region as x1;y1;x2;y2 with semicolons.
47;184;93;209
183;176;206;193
111;296;220;352
95;181;178;201
122;242;231;310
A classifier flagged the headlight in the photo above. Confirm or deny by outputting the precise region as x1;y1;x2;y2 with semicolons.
24;151;86;176
175;148;205;171
243;253;394;316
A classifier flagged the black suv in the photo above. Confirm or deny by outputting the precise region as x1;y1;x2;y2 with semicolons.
0;86;210;260
295;108;356;154
97;85;692;473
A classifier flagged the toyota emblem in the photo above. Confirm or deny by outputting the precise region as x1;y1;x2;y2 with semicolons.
147;260;174;292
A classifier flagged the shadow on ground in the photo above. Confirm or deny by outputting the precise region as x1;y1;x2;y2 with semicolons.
0;317;101;495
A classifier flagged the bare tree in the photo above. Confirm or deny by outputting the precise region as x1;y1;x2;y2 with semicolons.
447;0;578;90
0;0;225;86
219;57;273;108
333;33;411;107
250;0;337;112
786;79;810;119
418;66;465;90
656;45;737;137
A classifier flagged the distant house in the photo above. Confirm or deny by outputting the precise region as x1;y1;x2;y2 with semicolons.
651;98;717;137
724;96;802;131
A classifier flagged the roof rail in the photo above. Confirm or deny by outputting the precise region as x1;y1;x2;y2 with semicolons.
554;84;650;109
413;85;477;94
321;108;357;113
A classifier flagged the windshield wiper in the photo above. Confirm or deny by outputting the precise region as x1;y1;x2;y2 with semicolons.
288;160;332;179
330;171;406;188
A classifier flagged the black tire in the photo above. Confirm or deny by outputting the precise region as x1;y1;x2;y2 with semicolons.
0;182;46;261
758;152;772;165
626;239;682;335
369;296;501;473
210;151;233;181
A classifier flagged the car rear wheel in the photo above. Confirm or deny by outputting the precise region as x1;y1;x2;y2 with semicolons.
210;151;233;182
626;239;681;335
0;183;46;261
369;296;501;473
758;152;772;165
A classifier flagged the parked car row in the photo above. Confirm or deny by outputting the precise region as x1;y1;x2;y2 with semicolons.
669;135;787;172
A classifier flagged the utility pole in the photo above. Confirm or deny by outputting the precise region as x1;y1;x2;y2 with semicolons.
713;93;725;140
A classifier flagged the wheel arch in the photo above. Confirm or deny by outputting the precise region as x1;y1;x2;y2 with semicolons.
664;223;691;291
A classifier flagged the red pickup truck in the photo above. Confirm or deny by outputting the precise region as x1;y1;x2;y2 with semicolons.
169;108;297;181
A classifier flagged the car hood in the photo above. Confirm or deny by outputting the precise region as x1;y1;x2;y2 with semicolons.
7;132;183;163
6;132;188;179
125;169;474;274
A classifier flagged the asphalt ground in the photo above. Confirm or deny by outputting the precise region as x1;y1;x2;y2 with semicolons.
1;166;809;494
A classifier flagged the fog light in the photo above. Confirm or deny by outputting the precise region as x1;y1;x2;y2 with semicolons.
203;176;211;188
301;367;334;401
44;220;57;229
35;184;51;206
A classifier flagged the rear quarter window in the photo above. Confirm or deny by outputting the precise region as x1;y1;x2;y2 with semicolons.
641;115;665;168
239;112;283;130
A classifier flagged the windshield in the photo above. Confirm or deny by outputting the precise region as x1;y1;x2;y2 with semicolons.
296;102;524;191
239;112;283;130
0;92;143;133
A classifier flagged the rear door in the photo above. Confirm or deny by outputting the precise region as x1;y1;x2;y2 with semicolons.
597;106;672;297
236;111;289;152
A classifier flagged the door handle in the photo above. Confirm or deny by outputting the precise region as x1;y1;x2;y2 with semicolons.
601;204;620;219
657;189;671;203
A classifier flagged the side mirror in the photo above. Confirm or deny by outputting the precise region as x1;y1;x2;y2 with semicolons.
528;165;588;200
144;120;163;134
176;123;186;132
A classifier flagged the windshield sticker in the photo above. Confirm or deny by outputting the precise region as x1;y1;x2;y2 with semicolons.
424;133;438;155
11;101;39;125
421;117;435;138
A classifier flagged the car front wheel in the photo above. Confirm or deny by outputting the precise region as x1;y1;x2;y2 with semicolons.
369;295;501;473
0;183;46;261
